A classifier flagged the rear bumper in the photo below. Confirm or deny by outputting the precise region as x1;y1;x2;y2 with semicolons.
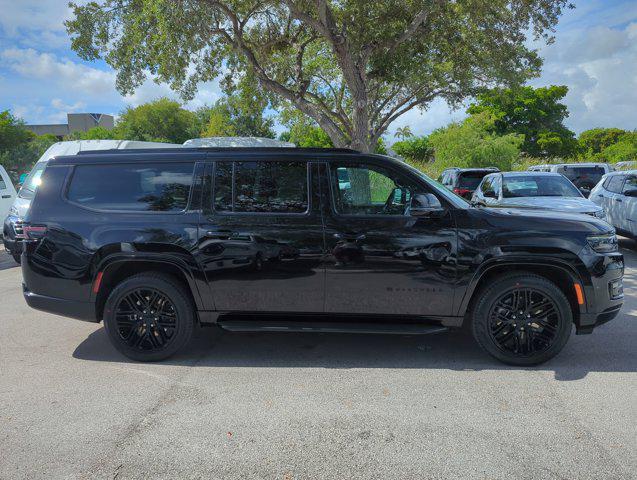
23;284;98;323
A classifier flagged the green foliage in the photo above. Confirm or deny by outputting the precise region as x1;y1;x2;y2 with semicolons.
578;128;627;156
392;136;432;163
66;0;570;151
116;98;199;144
467;85;577;157
428;113;523;172
597;132;637;164
0;110;34;153
65;126;119;141
279;115;334;148
0;134;58;175
394;127;413;141
198;98;275;139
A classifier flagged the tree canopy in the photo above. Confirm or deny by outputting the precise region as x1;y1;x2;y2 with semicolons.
115;98;200;143
0;110;34;153
578;128;627;156
429;112;523;172
67;0;570;152
467;85;577;157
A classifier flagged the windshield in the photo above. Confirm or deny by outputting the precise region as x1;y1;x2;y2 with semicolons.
502;175;582;198
458;172;489;189
18;161;47;199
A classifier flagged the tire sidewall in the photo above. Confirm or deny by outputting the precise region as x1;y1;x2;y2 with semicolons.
103;275;194;362
472;274;573;366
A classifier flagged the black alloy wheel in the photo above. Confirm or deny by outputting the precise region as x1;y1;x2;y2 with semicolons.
487;287;559;357
472;273;572;365
103;273;195;361
114;288;178;351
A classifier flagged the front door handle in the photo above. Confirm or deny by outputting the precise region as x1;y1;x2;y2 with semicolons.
334;233;366;242
615;198;623;202
1;195;10;199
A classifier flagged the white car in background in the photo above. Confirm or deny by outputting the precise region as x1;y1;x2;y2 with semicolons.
0;165;17;223
589;170;637;238
472;171;607;219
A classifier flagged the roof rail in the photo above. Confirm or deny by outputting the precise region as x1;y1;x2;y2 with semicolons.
76;146;361;156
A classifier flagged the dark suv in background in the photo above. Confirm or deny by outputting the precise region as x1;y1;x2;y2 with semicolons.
20;148;623;365
439;167;500;199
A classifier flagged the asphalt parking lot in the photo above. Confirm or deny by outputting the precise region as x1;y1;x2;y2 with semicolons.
0;243;636;480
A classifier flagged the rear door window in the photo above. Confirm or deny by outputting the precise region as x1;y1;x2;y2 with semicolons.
67;163;194;212
606;175;625;194
213;160;309;214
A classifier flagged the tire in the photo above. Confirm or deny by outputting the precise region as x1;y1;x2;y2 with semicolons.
103;273;195;362
252;253;264;271
471;273;572;366
12;252;21;264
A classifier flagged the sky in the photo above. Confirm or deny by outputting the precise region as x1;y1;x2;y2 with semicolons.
1;0;636;138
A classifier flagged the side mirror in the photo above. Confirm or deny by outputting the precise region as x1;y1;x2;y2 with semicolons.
483;190;497;199
624;188;637;198
409;193;444;217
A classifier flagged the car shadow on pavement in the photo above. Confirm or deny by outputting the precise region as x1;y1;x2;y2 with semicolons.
73;316;637;382
0;250;19;271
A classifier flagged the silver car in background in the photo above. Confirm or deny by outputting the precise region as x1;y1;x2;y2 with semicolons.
589;170;637;238
472;171;607;219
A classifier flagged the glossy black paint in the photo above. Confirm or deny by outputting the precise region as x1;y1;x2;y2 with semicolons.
21;148;623;335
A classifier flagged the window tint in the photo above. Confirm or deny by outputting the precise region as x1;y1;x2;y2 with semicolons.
331;164;419;215
502;175;581;198
606;175;625;193
622;176;637;193
0;176;6;190
214;161;308;213
67;163;194;212
480;177;494;194
557;166;605;186
458;172;489;189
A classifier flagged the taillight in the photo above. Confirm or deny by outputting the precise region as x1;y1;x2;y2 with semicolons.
22;225;47;240
453;188;471;197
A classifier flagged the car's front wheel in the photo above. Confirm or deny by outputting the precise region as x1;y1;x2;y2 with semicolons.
471;273;572;366
103;273;195;362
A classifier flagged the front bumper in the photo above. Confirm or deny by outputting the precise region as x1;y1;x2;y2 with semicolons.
576;252;624;334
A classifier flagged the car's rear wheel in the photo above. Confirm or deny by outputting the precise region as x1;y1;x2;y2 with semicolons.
471;273;572;366
103;273;195;361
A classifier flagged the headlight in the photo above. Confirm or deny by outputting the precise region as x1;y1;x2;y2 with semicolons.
587;233;618;253
8;205;18;217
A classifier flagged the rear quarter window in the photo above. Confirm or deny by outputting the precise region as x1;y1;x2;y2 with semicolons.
67;163;194;212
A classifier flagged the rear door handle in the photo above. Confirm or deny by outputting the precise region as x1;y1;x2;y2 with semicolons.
334;233;366;241
615;198;623;202
1;195;10;199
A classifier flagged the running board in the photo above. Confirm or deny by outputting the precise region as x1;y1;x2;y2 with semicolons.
217;319;448;335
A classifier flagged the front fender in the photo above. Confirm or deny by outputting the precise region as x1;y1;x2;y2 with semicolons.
456;254;590;317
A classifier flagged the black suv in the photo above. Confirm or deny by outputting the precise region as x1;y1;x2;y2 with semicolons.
439;167;500;199
21;148;624;365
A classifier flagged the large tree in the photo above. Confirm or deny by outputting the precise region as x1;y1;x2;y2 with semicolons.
116;98;200;143
467;85;577;157
67;0;570;152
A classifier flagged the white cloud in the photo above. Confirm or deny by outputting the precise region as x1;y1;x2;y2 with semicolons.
0;47;223;123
